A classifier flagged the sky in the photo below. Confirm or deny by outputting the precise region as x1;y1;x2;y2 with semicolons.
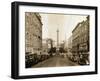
40;13;87;43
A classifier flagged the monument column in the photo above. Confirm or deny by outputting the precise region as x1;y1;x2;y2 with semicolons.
56;29;59;53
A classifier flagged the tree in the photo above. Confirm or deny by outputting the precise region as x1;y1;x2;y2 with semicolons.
59;47;65;53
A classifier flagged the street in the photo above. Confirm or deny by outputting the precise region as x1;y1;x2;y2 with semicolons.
32;55;79;68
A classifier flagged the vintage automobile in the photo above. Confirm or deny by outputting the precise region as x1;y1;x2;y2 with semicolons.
25;53;39;68
78;52;89;65
25;52;51;68
69;52;79;62
40;52;50;61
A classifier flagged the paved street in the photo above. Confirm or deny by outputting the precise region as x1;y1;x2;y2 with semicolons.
32;55;79;68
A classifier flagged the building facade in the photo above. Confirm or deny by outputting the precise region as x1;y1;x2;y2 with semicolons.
42;39;49;54
42;38;54;56
68;36;72;53
72;16;89;63
72;22;81;55
25;12;42;55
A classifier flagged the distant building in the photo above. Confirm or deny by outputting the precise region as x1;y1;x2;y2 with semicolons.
42;39;48;53
59;41;65;49
72;16;89;56
25;12;42;55
67;36;72;53
42;38;53;53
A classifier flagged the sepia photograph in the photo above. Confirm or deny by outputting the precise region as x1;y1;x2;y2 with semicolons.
11;2;97;79
25;12;90;68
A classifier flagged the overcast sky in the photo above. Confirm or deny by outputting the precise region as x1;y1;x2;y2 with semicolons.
40;13;87;43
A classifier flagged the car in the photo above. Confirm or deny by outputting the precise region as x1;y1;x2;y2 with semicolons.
78;53;89;65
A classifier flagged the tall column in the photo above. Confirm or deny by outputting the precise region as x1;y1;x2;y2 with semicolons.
57;29;59;52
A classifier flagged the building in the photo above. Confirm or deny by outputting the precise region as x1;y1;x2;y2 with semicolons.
79;16;89;53
66;36;73;58
25;12;42;55
72;16;90;63
42;38;54;53
72;22;81;55
67;36;72;53
42;39;49;54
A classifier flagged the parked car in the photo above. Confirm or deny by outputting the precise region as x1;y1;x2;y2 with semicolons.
25;53;39;68
78;52;89;65
25;52;51;68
